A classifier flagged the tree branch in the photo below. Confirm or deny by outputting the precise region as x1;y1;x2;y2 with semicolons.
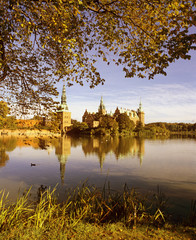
0;38;9;82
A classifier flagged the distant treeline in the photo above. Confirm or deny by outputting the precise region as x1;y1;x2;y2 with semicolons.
145;122;196;133
68;119;196;137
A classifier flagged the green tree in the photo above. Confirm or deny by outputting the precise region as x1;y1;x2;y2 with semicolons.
5;116;17;129
135;121;144;132
72;120;89;131
0;101;16;129
35;111;59;131
69;120;89;134
1;0;195;111
99;115;119;134
99;115;116;128
0;101;10;118
116;113;135;133
0;116;16;129
49;112;60;131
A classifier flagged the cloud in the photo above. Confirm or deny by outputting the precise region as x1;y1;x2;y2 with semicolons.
141;84;196;122
63;80;196;123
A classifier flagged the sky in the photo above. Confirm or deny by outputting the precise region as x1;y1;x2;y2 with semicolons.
56;50;196;123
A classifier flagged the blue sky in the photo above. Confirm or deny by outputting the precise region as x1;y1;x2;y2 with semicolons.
56;50;196;123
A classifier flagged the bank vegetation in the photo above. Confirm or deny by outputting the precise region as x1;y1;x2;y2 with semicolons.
0;183;195;239
69;117;196;137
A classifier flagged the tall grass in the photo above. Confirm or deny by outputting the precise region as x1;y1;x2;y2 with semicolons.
0;183;195;237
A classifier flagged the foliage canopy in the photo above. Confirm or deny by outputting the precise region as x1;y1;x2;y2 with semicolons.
116;113;135;133
0;101;17;129
0;0;195;112
0;101;10;118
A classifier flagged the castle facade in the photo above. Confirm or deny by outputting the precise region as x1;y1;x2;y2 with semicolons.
82;97;145;128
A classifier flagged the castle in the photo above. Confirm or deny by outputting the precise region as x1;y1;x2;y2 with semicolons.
57;85;72;133
14;87;144;131
82;97;145;128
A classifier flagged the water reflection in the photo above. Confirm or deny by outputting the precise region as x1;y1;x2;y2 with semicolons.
0;135;195;219
81;136;145;168
0;135;60;168
55;136;71;184
0;135;146;185
0;137;17;167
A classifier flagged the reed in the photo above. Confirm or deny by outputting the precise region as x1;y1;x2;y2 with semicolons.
0;183;195;239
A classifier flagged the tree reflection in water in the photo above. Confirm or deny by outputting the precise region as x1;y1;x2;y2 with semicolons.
0;135;145;186
0;136;17;167
80;136;145;169
53;136;145;185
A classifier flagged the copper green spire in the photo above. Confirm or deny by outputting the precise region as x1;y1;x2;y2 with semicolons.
61;85;67;105
59;85;68;111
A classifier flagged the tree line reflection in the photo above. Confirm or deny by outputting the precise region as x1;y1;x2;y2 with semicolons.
0;135;145;184
81;136;145;168
0;137;17;167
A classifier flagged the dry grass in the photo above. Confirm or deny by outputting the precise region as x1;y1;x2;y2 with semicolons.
0;184;195;239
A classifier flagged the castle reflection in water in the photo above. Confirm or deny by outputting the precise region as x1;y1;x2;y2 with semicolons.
55;136;145;184
55;137;71;184
0;135;145;185
82;137;145;168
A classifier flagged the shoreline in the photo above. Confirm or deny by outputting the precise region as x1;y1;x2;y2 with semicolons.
0;185;195;240
1;129;195;138
0;129;61;137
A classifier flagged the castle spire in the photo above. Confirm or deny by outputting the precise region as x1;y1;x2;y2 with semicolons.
59;85;68;111
98;96;106;114
61;85;67;105
138;98;143;112
100;96;104;106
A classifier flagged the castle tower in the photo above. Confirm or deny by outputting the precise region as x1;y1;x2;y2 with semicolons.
57;85;72;133
137;100;145;126
98;96;106;115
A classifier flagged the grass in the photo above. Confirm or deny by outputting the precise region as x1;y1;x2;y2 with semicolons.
0;183;195;239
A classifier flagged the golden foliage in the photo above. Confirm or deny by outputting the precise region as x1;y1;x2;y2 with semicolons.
0;0;195;110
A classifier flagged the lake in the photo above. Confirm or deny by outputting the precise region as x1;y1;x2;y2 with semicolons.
0;135;195;220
